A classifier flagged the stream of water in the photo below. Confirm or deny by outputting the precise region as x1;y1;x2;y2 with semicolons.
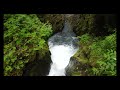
47;15;79;76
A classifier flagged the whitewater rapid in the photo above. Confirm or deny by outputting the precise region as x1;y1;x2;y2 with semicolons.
48;44;78;76
47;14;79;76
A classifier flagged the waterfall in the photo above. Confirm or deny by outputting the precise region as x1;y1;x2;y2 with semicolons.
47;14;79;76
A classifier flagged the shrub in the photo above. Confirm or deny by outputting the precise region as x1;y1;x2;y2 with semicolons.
4;14;53;76
89;32;116;76
75;32;116;76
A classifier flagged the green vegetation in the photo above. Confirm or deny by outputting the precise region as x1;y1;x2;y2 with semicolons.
4;14;53;76
72;31;116;76
89;32;116;76
4;14;116;76
73;14;116;36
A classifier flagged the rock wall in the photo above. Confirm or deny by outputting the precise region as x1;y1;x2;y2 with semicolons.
37;14;116;36
37;14;64;34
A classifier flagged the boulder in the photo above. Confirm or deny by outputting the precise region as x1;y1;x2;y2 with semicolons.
23;50;52;76
66;49;91;76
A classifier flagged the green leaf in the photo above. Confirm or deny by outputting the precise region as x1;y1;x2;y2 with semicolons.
16;40;21;45
111;65;114;71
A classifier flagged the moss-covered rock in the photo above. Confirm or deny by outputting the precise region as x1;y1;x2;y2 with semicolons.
65;57;80;76
69;49;90;76
72;14;116;36
68;34;93;76
23;49;52;76
37;14;116;37
37;14;65;34
66;58;89;76
4;14;54;76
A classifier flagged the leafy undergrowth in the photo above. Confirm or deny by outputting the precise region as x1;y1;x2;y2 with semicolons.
72;31;116;76
4;14;53;76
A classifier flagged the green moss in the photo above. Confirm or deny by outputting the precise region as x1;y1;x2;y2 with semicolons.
37;14;64;34
72;51;88;64
72;72;81;76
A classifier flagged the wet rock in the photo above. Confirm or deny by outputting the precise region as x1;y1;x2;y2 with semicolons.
65;56;91;76
23;50;52;76
65;57;80;76
65;49;91;76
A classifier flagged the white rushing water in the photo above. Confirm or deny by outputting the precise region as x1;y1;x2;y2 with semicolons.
47;14;79;76
48;44;78;76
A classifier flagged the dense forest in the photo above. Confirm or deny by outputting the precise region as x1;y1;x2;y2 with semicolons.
4;14;116;76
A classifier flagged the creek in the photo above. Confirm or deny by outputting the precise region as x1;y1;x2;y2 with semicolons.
47;14;79;76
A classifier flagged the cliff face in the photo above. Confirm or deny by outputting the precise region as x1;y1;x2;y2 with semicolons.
37;14;64;34
37;14;116;36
